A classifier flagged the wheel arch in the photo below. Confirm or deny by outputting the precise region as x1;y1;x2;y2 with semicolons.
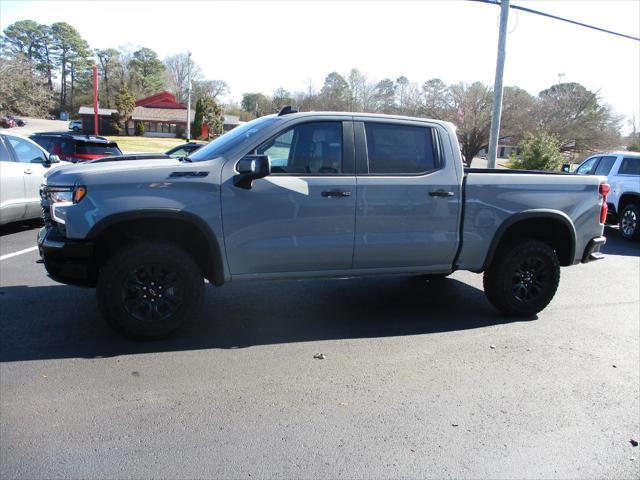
618;192;640;212
87;210;226;286
482;210;577;271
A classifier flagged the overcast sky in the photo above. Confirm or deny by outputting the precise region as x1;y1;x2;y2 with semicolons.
2;0;639;130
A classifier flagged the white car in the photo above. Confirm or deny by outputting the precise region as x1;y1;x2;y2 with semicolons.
575;151;640;240
0;131;68;225
69;120;82;132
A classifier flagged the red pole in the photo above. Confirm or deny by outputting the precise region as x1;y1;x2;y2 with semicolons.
93;64;99;135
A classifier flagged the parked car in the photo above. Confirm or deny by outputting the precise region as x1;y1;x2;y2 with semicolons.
575;151;640;240
1;116;16;128
30;133;122;163
166;141;207;158
68;120;82;132
0;131;68;225
37;109;610;339
6;115;26;127
87;153;173;163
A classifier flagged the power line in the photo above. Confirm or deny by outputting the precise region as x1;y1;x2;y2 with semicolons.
470;0;640;42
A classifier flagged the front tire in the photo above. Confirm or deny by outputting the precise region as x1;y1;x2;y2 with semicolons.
483;240;560;317
97;242;204;340
619;203;640;240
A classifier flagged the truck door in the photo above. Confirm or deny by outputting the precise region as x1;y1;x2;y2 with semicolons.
353;120;461;271
221;120;357;276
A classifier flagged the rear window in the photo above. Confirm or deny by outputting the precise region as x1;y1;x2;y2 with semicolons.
76;144;122;155
594;156;617;175
364;123;438;174
618;157;640;176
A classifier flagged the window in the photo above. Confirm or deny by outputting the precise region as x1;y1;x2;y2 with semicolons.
364;123;438;174
76;143;122;155
6;136;47;163
257;122;342;174
576;156;599;175
0;137;12;162
618;157;640;176
594;156;617;175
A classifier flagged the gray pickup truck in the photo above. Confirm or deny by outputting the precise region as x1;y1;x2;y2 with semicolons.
39;109;609;339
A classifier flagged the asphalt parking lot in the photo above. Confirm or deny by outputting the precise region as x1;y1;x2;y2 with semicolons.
1;222;639;479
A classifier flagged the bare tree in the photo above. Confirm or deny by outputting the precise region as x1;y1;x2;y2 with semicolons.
164;52;202;103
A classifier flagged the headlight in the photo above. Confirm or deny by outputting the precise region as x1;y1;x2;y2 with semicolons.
47;186;87;204
45;186;87;225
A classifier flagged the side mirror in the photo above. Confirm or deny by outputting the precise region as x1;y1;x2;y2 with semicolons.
234;154;270;189
561;163;570;173
48;154;61;164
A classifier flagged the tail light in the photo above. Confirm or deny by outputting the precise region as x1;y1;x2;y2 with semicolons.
599;183;610;224
70;153;104;162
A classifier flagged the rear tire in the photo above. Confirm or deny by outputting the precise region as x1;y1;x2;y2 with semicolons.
619;203;640;240
97;242;204;340
483;240;560;317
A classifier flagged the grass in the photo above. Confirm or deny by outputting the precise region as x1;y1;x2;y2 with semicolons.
105;136;185;153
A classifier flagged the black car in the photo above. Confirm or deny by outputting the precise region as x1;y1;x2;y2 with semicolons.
30;132;122;163
165;141;206;158
87;153;173;163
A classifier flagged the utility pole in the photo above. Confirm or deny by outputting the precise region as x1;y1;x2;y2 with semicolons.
186;51;192;141
487;0;510;169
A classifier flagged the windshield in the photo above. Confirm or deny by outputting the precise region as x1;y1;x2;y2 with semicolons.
187;116;278;162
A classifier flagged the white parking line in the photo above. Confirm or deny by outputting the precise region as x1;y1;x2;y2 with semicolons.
0;246;39;261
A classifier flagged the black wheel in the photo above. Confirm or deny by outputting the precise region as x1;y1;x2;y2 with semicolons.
483;240;560;317
619;203;640;240
97;242;204;339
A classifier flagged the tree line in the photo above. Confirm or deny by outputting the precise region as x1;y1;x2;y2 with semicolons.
235;70;627;166
2;19;634;161
0;19;229;137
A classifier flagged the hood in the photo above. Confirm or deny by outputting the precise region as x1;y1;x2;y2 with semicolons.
44;158;198;186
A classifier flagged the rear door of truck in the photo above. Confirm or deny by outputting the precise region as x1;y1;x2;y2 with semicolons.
352;118;462;271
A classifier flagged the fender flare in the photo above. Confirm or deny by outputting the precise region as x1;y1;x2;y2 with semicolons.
481;209;577;271
87;209;226;285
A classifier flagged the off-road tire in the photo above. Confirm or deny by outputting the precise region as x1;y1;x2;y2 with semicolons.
97;242;204;340
619;203;640;241
483;240;560;317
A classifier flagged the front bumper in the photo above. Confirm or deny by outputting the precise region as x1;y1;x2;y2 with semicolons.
37;227;95;287
581;236;606;263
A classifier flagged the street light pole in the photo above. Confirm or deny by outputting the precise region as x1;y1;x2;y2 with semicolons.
186;51;192;141
487;0;510;169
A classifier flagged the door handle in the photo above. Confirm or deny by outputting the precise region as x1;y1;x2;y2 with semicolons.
321;190;352;198
429;190;454;197
24;169;33;175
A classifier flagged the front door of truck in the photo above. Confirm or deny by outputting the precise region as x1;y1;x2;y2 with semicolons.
352;120;461;271
221;120;356;276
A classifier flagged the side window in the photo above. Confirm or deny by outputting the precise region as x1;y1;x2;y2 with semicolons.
0;137;13;162
364;123;437;174
257;122;342;174
576;156;599;175
618;157;640;176
594;156;617;176
6;136;47;163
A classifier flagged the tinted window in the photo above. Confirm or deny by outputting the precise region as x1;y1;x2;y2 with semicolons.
32;137;74;155
618;157;640;176
576;156;599;175
6;136;47;163
365;123;437;174
594;156;617;175
76;144;122;155
257;122;342;174
0;137;12;161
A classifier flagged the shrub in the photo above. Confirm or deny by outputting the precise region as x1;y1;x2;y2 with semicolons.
508;130;564;171
134;121;144;136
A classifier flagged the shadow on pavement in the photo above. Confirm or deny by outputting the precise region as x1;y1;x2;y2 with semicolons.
603;226;640;257
0;276;534;362
0;219;42;237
